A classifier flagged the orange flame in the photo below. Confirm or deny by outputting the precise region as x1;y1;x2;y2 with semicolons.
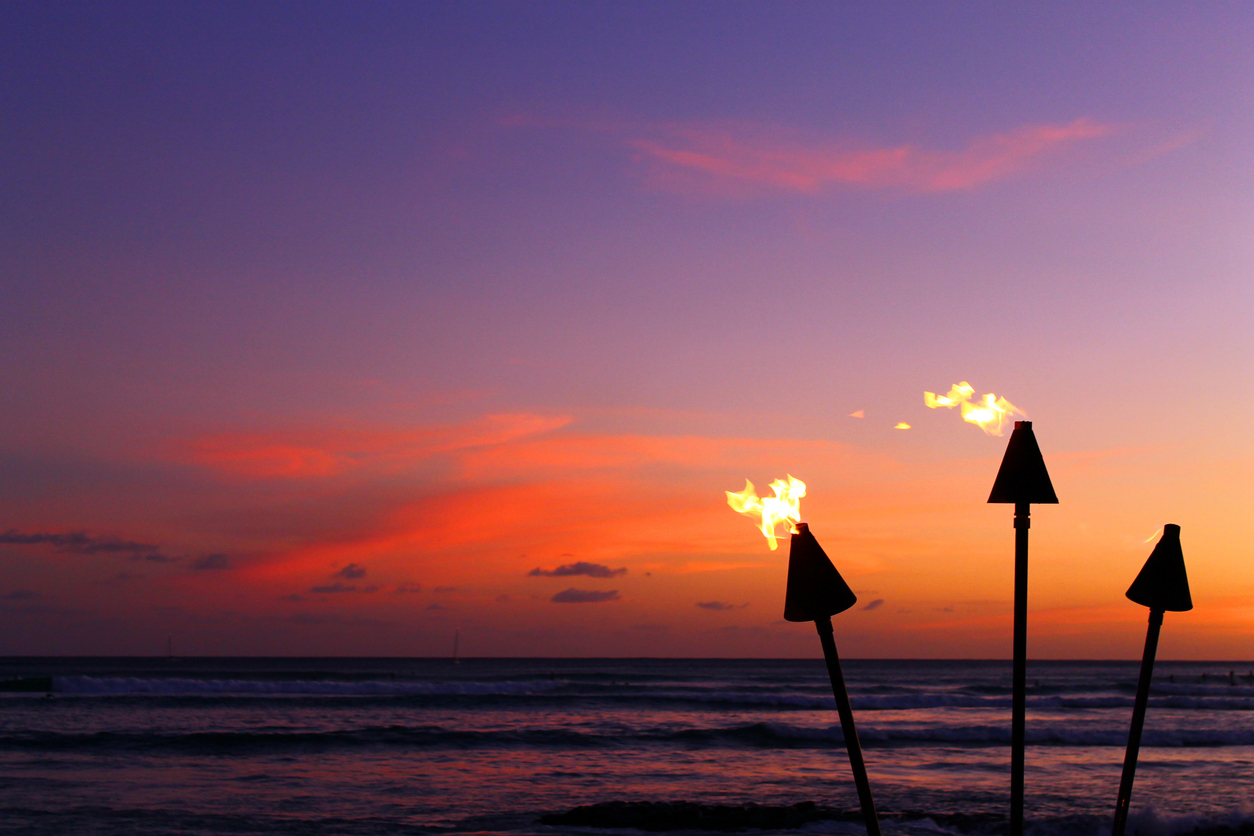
924;381;1024;436
726;475;805;551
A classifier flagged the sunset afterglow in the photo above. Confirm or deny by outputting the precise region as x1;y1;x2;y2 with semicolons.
0;3;1250;660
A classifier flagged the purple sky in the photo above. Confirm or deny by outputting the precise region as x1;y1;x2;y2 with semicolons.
1;3;1250;657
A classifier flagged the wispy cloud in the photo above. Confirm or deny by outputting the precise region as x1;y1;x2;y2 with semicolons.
621;118;1114;196
551;588;620;604
696;601;749;611
529;561;626;578
208;414;901;589
191;553;229;571
310;583;379;594
182;413;571;479
861;598;885;611
0;529;177;562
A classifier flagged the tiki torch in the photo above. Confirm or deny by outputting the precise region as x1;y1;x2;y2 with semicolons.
1111;524;1191;836
725;476;879;836
987;420;1058;836
785;522;880;836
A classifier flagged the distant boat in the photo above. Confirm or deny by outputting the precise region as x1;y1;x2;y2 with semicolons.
452;629;460;665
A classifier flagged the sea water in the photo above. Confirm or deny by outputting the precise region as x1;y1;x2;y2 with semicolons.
1;657;1252;836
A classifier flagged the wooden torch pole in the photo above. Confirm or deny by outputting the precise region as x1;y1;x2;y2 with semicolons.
1111;609;1163;836
1113;523;1191;836
1010;501;1030;836
815;616;880;836
783;523;880;836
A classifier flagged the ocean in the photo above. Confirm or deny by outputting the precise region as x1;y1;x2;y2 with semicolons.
1;657;1252;836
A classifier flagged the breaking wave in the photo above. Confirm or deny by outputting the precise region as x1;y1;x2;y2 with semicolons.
51;676;570;697
5;719;1254;755
42;677;1254;713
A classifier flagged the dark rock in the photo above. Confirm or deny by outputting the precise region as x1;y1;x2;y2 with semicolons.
0;676;53;692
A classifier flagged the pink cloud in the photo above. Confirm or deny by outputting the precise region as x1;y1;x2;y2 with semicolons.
181;418;919;594
624;118;1115;195
182;413;572;479
167;410;905;587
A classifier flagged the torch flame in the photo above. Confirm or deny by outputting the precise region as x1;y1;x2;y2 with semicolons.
726;475;805;551
924;381;1025;436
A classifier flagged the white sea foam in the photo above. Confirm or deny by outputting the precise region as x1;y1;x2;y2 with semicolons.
655;690;1247;712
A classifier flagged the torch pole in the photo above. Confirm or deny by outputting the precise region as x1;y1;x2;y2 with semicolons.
815;616;881;836
1010;502;1030;836
989;421;1057;836
1112;609;1163;836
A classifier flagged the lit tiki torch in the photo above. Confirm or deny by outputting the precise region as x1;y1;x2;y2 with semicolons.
988;422;1057;836
727;477;880;836
1112;524;1192;836
926;384;1055;836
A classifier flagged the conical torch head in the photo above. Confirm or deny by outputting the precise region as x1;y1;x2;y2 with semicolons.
783;523;858;622
1126;524;1192;612
988;421;1059;505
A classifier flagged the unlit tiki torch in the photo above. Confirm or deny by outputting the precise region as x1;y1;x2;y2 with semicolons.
988;420;1058;836
785;522;880;836
1112;524;1192;836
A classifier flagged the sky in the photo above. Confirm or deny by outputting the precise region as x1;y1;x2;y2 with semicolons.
1;2;1251;658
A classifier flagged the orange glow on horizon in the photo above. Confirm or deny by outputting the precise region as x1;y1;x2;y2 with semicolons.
19;408;1238;659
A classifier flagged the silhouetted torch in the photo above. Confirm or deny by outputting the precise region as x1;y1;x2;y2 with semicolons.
785;523;880;836
1112;524;1192;836
987;420;1058;836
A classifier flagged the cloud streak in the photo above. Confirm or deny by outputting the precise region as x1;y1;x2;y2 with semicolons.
183;413;572;479
529;561;626;578
207;414;902;590
311;583;362;594
696;601;748;611
623;118;1114;196
0;529;176;562
551;588;620;604
191;554;229;571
